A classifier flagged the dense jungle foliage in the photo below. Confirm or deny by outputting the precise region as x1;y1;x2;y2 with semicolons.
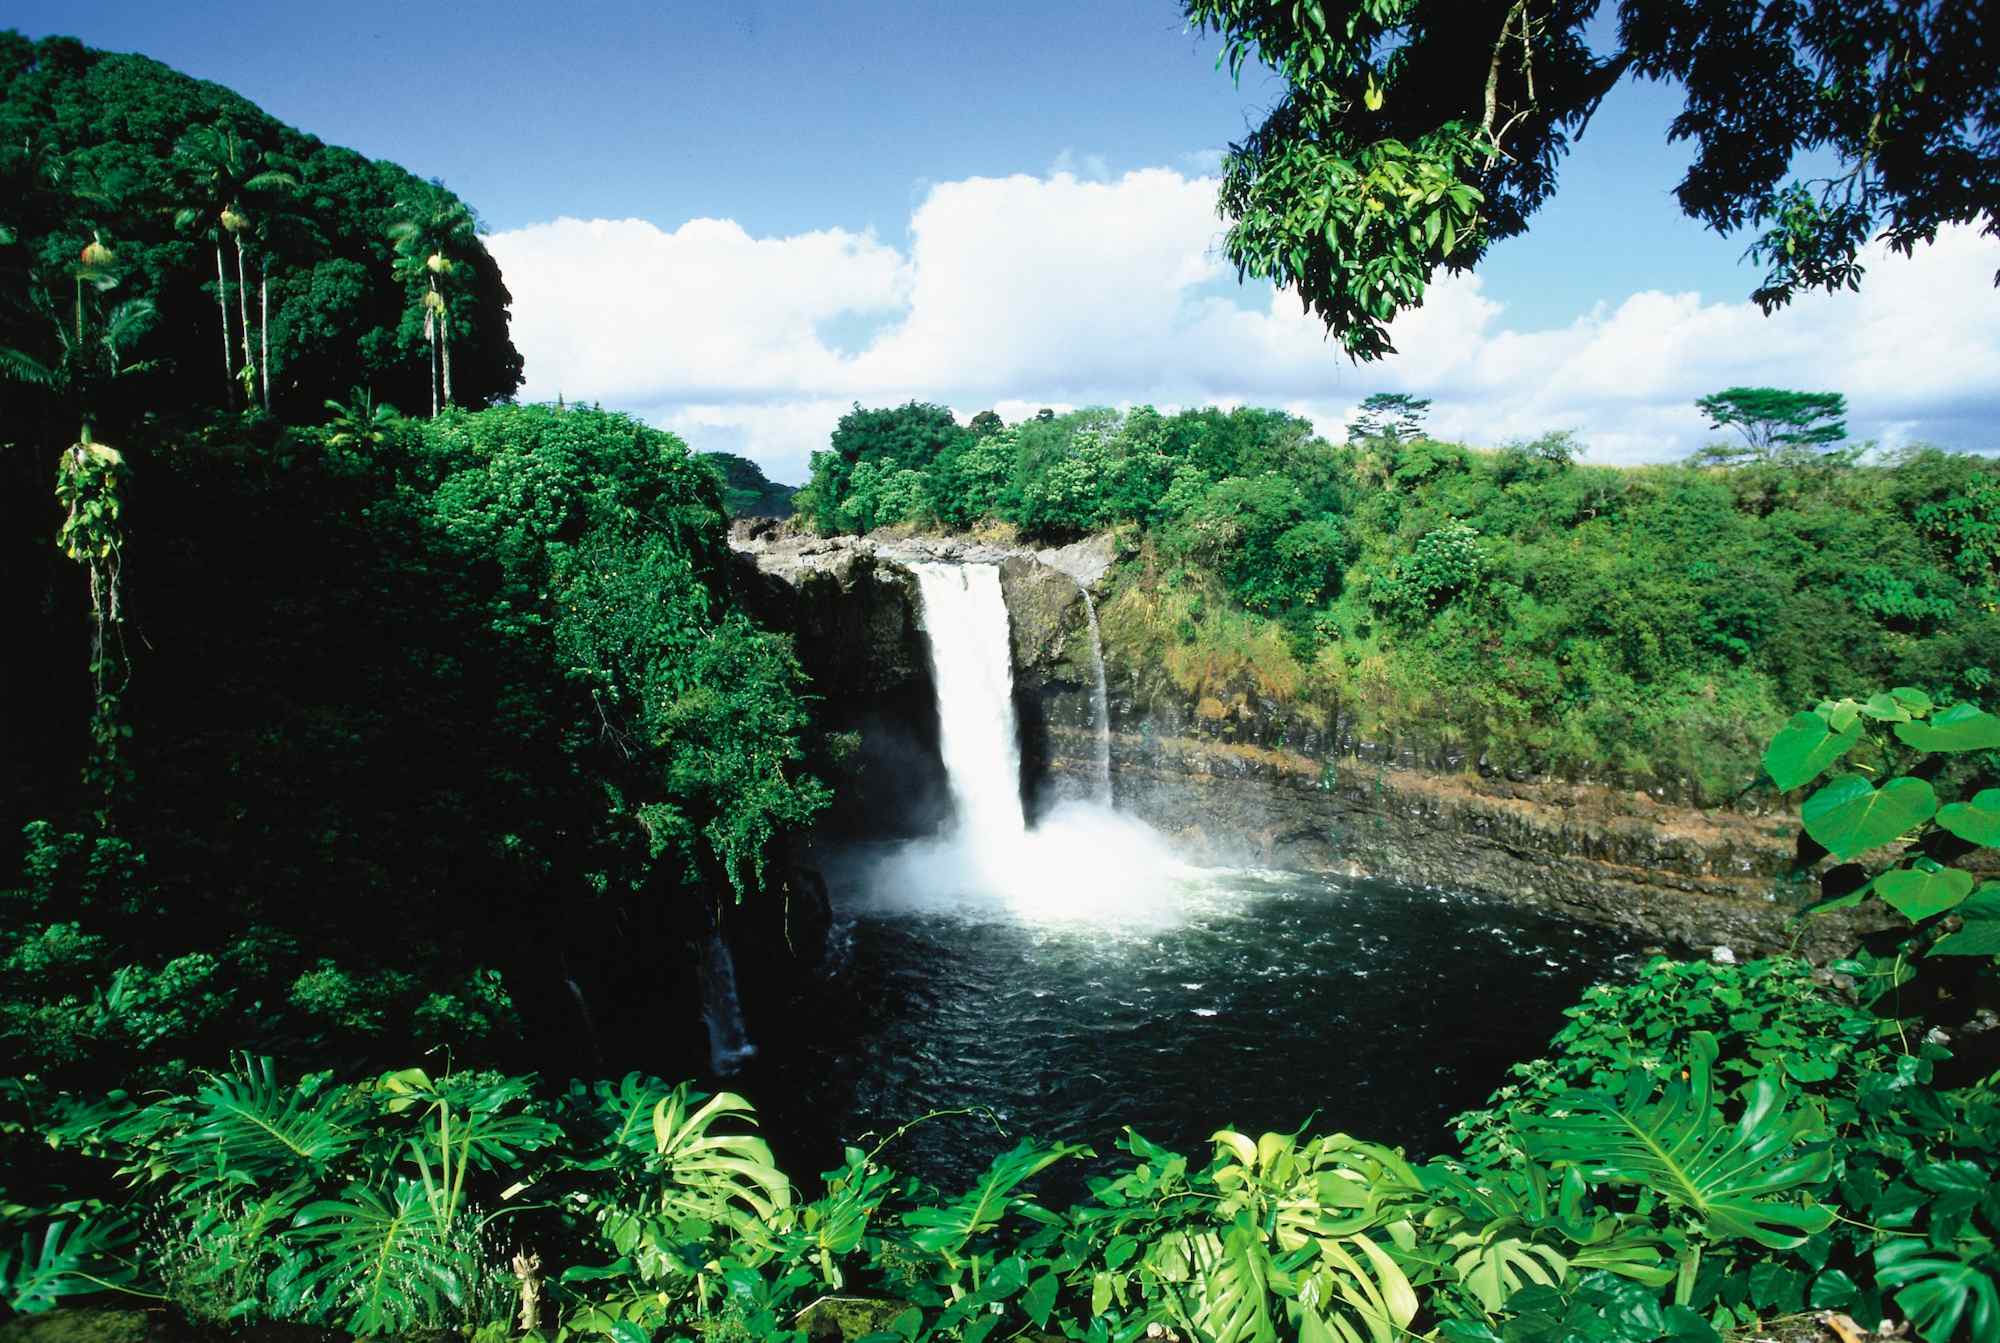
700;453;799;519
797;401;2000;801
3;27;1997;1343
0;34;827;1092
4;948;1994;1343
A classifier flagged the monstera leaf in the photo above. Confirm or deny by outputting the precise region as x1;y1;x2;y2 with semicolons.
570;1073;680;1167
649;1086;794;1236
1199;1131;1421;1343
1801;775;1938;861
1522;1033;1834;1250
1876;1240;1999;1343
1763;710;1863;791
137;1056;358;1194
0;1219;136;1314
290;1180;464;1334
1446;1221;1567;1312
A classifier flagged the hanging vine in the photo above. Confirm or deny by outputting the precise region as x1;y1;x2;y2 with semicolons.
56;436;132;817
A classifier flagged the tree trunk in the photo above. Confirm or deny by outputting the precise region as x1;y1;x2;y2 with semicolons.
441;310;453;408
234;236;254;393
216;244;235;399
259;271;271;410
430;330;439;418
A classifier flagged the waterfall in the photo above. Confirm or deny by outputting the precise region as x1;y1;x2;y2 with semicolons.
699;930;756;1075
1078;585;1113;803
872;560;1184;927
910;562;1027;851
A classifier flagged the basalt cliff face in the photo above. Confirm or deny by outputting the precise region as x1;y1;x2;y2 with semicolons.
729;523;1874;958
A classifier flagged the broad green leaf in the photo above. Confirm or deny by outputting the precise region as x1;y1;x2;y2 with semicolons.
1930;886;2000;956
1890;686;1935;716
1763;711;1862;791
1522;1033;1833;1250
1873;864;1975;921
1876;1240;1999;1343
1801;775;1937;860
1023;1271;1058;1327
1893;702;2000;753
1861;692;1913;722
1936;788;2000;847
0;1220;137;1315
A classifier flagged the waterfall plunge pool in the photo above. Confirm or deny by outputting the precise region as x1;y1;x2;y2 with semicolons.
736;853;1643;1194
716;561;1642;1193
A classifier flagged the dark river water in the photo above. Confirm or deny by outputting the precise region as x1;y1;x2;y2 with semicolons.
728;856;1643;1195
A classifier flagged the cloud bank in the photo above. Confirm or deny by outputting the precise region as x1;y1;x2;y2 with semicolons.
488;169;2000;484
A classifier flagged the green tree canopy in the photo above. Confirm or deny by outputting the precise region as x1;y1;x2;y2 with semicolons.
1184;1;2000;360
1347;391;1432;442
1694;387;1849;462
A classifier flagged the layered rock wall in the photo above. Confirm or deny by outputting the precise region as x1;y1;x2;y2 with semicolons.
729;524;1865;956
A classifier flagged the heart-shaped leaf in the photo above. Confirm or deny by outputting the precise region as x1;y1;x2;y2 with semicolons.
1871;864;1974;922
1889;686;1935;716
1801;775;1937;860
1860;692;1912;723
1936;788;2000;847
1930;884;2000;957
1893;702;2000;754
1763;712;1863;791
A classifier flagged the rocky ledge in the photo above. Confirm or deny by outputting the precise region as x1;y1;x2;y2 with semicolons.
729;522;1880;958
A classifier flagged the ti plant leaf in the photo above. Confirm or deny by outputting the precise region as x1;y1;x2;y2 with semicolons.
1522;1032;1834;1250
1763;710;1863;791
1801;775;1938;861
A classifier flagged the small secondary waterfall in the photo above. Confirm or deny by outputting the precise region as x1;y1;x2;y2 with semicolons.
699;930;757;1075
1078;585;1114;803
910;562;1027;852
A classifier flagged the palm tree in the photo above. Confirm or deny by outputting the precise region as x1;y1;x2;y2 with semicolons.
388;188;477;416
172;122;296;409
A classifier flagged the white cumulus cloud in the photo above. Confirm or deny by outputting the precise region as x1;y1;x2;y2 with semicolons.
487;170;2000;482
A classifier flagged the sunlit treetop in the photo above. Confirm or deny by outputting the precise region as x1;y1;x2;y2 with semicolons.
1185;0;2000;360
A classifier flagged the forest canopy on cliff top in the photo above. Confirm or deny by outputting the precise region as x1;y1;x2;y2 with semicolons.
798;400;2000;800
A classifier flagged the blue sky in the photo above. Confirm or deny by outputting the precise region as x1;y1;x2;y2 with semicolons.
14;1;1999;476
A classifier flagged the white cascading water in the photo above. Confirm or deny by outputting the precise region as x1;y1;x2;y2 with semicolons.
699;930;757;1075
1078;585;1114;803
868;562;1184;926
910;563;1028;857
